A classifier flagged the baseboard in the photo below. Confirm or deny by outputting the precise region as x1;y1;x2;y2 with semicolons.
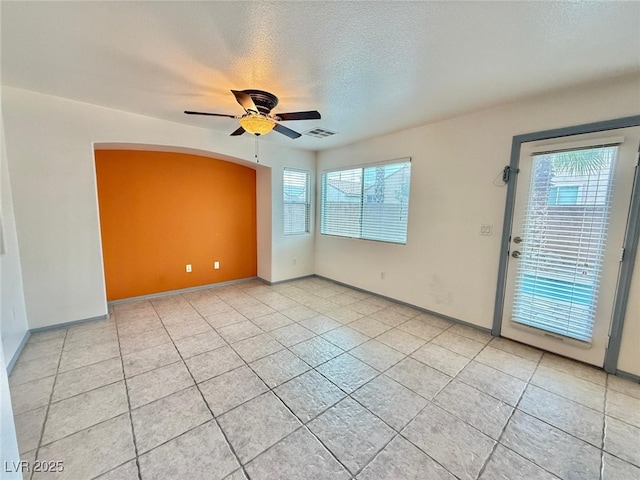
8;314;109;373
314;274;493;335
107;277;260;306
615;370;640;383
30;314;111;333
261;274;315;286
7;330;31;375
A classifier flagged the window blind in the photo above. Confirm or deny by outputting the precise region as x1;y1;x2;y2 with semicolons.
512;146;618;342
320;160;411;244
283;168;310;235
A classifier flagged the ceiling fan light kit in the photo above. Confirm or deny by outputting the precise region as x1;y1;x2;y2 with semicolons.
184;89;321;139
238;114;276;136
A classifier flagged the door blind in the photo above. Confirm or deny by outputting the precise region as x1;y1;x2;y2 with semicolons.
512;146;618;342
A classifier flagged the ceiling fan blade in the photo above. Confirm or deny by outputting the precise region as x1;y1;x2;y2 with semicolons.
230;126;246;136
184;110;236;118
231;90;259;114
273;123;302;139
276;111;321;121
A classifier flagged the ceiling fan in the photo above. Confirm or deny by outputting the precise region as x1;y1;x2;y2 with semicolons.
184;89;321;139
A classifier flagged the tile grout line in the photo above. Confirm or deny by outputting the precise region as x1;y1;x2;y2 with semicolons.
138;292;282;429
264;327;416;477
402;331;505;480
600;374;610;480
399;326;615;478
30;328;69;480
475;345;545;479
329;323;465;477
110;304;220;468
241;396;355;478
449;345;613;426
355;358;460;478
189;287;371;475
16;338;156;475
29;329;69;468
13;328;132;474
502;390;608;450
481;351;573;480
512;371;616;442
168;291;253;480
354;325;600;475
30;333;125;406
184;286;405;477
112;308;144;480
48;349;119;376
365;328;602;479
204;326;399;428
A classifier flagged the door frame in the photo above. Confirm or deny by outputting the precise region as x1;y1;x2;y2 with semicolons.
492;115;640;374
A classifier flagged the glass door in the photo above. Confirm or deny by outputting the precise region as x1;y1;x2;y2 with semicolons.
501;127;640;366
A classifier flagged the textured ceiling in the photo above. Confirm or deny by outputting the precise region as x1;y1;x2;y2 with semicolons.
2;1;640;150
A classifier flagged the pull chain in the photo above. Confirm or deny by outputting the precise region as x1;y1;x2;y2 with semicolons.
254;135;260;164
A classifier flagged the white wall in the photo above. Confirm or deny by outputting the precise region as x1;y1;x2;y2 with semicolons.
2;87;315;329
272;165;316;281
0;337;21;479
315;75;640;354
0;84;25;477
1;88;29;366
256;166;273;282
256;162;315;282
619;250;640;376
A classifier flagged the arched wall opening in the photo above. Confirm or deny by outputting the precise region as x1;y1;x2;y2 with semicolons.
94;144;271;301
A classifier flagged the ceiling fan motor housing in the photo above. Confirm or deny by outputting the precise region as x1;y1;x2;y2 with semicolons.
242;89;279;114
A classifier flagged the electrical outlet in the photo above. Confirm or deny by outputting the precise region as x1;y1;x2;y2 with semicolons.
380;272;385;280
293;257;297;265
186;264;192;273
214;261;220;270
480;224;493;236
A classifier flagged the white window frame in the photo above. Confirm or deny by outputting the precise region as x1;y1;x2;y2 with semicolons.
283;168;311;236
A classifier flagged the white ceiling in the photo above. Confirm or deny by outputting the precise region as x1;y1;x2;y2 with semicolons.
2;1;639;151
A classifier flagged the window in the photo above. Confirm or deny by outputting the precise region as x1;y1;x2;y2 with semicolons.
283;168;311;235
548;185;579;206
321;159;411;243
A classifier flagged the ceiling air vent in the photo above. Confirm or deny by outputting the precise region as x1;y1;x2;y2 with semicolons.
303;128;337;138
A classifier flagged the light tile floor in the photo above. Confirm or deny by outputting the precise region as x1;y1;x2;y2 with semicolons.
9;277;640;480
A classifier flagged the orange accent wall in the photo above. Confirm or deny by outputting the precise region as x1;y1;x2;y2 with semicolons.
95;150;257;301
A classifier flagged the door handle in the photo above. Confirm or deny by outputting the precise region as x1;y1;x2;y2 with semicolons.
512;250;521;258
